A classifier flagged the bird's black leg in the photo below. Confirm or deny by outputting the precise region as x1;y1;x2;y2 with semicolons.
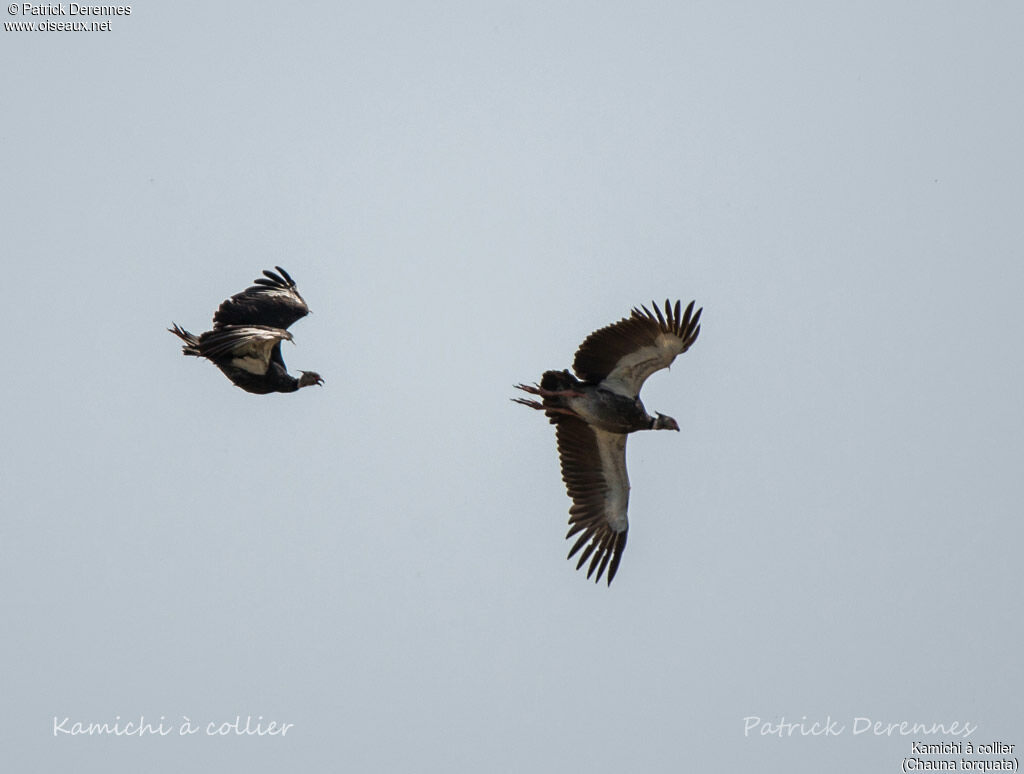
513;382;585;399
511;397;580;419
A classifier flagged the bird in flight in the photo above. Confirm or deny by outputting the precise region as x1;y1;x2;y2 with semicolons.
169;266;324;394
514;299;702;585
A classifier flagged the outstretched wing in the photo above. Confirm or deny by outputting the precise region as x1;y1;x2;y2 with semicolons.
572;299;701;398
554;417;630;585
212;266;310;330
197;325;292;376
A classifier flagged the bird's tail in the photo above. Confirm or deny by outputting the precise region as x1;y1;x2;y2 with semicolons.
540;369;579;393
168;323;201;357
539;369;582;425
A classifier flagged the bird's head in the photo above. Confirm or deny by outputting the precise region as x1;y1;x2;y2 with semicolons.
298;371;324;388
652;412;679;431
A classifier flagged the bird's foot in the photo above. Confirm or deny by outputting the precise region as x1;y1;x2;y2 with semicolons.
511;397;545;410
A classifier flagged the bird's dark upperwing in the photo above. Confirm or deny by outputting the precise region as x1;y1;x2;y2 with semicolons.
572;299;701;398
212;266;310;330
555;417;630;585
197;325;292;376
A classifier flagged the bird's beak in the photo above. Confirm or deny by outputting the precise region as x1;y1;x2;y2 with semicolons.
656;413;680;431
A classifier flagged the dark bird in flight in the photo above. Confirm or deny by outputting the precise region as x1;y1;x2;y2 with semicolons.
169;266;324;394
514;300;702;585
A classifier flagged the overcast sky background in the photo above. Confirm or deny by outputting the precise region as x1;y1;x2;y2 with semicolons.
3;2;1022;771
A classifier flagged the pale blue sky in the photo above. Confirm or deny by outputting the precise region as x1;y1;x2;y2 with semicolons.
3;2;1022;771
